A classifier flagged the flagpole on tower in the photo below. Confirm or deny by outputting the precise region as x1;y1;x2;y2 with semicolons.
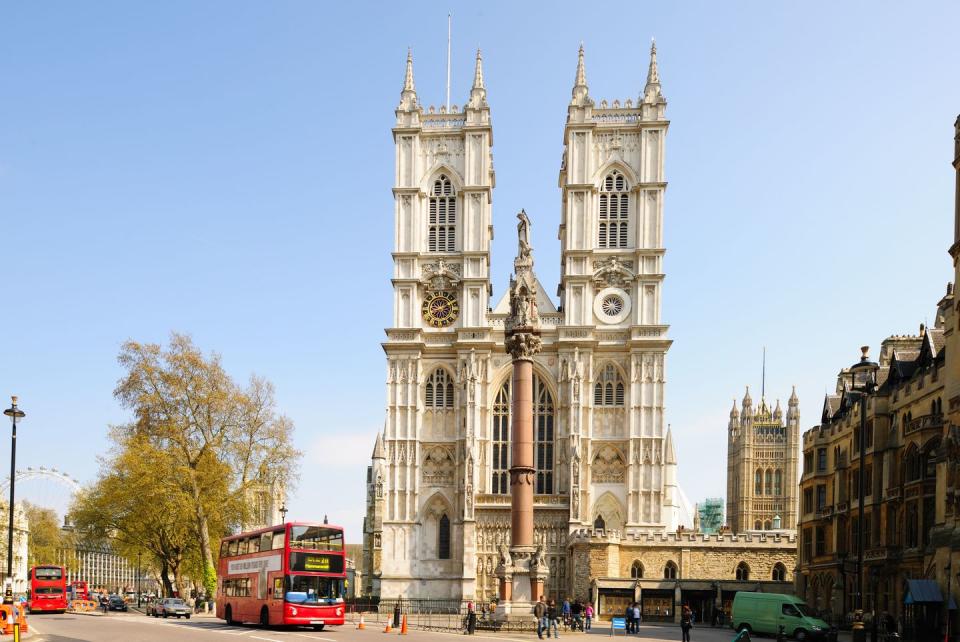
446;13;452;111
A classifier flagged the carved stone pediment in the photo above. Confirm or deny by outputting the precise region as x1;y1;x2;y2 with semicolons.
591;445;626;484
422;446;455;486
592;257;636;290
421;260;461;291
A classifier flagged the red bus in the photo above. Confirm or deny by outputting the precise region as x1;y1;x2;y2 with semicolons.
69;580;89;601
27;565;67;613
217;522;346;630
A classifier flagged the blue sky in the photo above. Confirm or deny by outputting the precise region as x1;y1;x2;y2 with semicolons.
2;1;959;542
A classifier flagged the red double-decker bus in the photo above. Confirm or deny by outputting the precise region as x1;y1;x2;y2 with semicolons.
217;522;346;630
27;565;67;613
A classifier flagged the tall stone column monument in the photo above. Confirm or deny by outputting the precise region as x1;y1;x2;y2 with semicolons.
497;210;549;618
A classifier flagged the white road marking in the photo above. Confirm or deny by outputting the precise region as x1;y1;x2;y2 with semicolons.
250;636;286;642
291;634;339;641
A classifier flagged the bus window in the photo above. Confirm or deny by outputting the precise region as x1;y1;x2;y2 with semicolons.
228;540;239;556
289;526;343;551
272;529;285;550
249;536;260;553
260;532;272;552
219;542;229;558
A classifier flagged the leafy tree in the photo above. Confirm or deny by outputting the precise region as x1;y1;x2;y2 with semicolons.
111;333;299;597
23;502;63;567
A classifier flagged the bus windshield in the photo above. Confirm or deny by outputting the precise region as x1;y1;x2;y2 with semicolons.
35;568;62;580
289;526;343;551
285;575;343;604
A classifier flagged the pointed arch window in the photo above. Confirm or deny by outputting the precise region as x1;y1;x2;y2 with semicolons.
630;561;644;579
492;375;556;495
598;170;629;249
492;383;510;494
438;514;451;559
594;365;625;407
755;469;763;495
428;175;456;252
425;368;454;408
774;469;783;495
663;561;678;579
765;469;773;496
534;376;555;494
772;563;787;582
735;562;750;581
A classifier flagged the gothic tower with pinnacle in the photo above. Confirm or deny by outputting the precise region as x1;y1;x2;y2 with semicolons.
726;386;800;533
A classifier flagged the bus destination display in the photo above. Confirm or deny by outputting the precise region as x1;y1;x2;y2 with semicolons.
289;553;344;574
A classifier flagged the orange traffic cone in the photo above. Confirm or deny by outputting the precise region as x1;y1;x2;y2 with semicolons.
399;614;408;635
357;613;365;630
384;620;392;633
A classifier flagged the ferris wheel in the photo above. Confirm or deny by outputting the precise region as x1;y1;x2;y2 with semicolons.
0;466;83;521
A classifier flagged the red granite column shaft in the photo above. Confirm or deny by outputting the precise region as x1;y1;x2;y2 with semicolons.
510;358;534;547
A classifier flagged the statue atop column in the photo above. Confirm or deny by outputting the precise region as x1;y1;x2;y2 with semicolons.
506;210;542;358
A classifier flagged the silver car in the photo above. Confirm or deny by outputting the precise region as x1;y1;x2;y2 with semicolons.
159;598;191;619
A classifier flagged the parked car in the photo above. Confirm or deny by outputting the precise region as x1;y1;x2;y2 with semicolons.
146;597;166;617
108;595;128;612
157;597;191;619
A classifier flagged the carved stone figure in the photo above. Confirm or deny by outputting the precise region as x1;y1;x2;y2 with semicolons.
498;543;512;568
533;543;547;569
517;210;532;261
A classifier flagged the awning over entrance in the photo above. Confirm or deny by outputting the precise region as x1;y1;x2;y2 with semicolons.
904;579;957;608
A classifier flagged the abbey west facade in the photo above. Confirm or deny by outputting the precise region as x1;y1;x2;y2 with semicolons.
361;44;682;602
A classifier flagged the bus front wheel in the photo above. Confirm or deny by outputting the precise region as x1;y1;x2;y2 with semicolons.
260;606;270;628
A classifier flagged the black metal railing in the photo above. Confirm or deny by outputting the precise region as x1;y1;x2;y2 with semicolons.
344;598;537;632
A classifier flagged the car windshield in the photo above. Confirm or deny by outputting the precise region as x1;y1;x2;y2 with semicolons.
284;575;343;604
166;599;186;606
289;526;343;551
793;602;814;618
34;567;62;580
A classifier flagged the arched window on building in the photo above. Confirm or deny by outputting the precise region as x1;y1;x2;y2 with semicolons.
594;364;625;407
428;175;456;252
765;469;773;496
594;515;606;532
735;562;750;581
754;520;762;530
764;520;772;530
425;368;454;408
630;561;644;579
774;469;783;496
491;383;510;494
755;469;763;494
598;170;629;248
534;376;556;494
772;563;787;582
663;561;678;579
438;514;451;559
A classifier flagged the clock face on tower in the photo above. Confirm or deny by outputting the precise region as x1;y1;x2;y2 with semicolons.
421;292;459;327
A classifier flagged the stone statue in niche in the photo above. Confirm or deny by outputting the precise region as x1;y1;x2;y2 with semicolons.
517;210;532;261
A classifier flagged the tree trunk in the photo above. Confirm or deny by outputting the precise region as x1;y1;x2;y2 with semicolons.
160;559;174;598
189;472;217;598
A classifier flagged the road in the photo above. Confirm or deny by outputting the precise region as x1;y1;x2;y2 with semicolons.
22;612;757;642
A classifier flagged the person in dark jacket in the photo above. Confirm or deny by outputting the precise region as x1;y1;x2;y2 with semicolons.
624;603;634;633
547;600;560;638
534;597;548;639
680;604;693;642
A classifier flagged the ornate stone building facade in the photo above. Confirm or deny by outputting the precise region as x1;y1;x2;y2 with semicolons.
726;388;800;533
363;45;692;601
795;117;960;638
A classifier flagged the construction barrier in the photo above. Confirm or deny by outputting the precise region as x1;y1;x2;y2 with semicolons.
69;599;99;612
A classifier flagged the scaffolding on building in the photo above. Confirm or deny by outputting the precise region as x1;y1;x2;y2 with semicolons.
697;498;724;534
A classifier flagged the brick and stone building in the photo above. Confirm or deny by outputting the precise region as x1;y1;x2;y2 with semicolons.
726;387;801;534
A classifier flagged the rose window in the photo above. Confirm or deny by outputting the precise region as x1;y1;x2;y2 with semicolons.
601;294;624;317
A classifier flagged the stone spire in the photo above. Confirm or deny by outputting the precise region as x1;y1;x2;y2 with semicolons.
642;39;663;104
398;48;418;110
789;385;799;406
773;399;783;421
467;48;487;109
664;426;677;465
570;43;591;106
742;385;753;408
787;385;800;422
372;431;385;460
730;399;739;419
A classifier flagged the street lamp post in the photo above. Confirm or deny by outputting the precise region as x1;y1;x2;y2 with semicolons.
2;396;25;604
279;503;288;523
137;551;142;608
849;348;879;642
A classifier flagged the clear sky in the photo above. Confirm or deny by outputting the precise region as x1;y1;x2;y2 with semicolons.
2;1;959;542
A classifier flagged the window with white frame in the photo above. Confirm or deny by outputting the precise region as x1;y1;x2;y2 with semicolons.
425;368;454;408
593;364;625;407
428;175;456;252
598;170;629;248
492;383;510;494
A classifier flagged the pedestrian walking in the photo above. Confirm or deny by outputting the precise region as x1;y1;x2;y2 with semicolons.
467;600;477;635
680;604;693;642
562;597;571;630
584;602;593;631
624;603;634;633
548;599;560;639
535;596;548;639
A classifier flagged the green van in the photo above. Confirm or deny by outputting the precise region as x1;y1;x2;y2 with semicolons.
731;592;829;640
